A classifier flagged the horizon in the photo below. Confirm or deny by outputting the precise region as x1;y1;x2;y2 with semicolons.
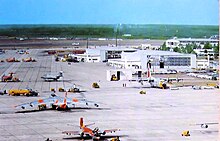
0;23;218;26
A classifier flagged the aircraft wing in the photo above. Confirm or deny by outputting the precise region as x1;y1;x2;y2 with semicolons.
64;97;95;108
62;131;80;135
103;129;120;134
15;96;58;110
80;99;99;107
195;122;219;125
41;74;56;79
129;78;151;82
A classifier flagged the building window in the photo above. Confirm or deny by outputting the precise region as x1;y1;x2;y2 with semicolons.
167;57;191;66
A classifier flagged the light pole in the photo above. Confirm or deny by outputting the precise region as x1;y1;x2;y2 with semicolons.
115;24;121;47
86;37;89;48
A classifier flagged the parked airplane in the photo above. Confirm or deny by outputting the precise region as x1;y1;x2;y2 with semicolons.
22;57;36;62
129;65;168;89
1;72;20;82
191;122;218;128
41;71;63;81
15;93;99;111
62;117;120;140
6;57;20;62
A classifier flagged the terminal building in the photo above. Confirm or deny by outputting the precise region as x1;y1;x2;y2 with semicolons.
69;46;136;63
70;47;197;71
107;50;196;71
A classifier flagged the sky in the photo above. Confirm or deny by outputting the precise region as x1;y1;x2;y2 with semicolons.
0;0;218;25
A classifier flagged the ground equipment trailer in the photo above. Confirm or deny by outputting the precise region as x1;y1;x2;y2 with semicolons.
9;89;38;96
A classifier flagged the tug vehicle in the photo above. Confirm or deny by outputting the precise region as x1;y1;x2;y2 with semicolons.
92;82;100;88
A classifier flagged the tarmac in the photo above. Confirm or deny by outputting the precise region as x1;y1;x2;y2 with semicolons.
0;49;219;141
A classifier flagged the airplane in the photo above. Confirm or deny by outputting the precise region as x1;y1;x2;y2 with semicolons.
41;71;63;81
6;57;20;62
15;93;99;111
190;122;219;128
192;85;202;90
22;57;36;62
0;49;5;54
62;117;120;140
1;72;20;82
17;50;27;54
129;64;168;89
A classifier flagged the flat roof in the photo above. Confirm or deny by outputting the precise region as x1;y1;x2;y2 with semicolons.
177;38;219;42
95;46;137;51
135;50;189;56
121;50;195;61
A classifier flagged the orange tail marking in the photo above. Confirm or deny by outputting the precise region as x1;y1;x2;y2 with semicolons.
38;99;44;103
147;63;151;78
64;98;67;104
72;98;79;102
60;104;66;109
80;117;84;128
55;99;59;104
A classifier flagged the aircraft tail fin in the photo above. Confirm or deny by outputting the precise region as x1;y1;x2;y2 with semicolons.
80;117;84;128
64;92;67;98
59;71;63;77
64;92;67;105
147;63;151;78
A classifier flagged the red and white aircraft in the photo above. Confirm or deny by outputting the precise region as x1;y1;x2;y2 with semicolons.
15;92;99;111
62;117;120;140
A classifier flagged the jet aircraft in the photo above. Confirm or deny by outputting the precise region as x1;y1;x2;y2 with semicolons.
62;117;120;140
41;71;63;81
191;122;219;128
129;65;168;89
15;93;99;111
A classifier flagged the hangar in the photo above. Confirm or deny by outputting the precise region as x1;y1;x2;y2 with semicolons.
107;50;197;71
70;46;136;62
70;46;196;72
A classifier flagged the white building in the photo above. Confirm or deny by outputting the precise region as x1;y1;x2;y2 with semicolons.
196;58;219;70
196;59;210;69
69;46;136;63
194;48;216;57
166;38;219;48
131;44;160;50
108;50;197;71
166;39;180;48
70;46;201;71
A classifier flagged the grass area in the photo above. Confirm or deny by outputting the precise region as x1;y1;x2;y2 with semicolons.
0;24;218;39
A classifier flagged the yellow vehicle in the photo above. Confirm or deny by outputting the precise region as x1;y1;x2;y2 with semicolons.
111;74;118;81
58;87;80;93
111;137;120;141
58;87;65;92
139;90;146;94
9;89;38;96
68;88;80;92
92;82;100;88
181;130;190;136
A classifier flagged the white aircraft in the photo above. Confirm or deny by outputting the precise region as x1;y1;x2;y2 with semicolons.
129;65;168;89
41;71;63;81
